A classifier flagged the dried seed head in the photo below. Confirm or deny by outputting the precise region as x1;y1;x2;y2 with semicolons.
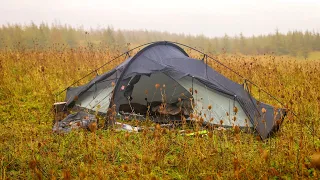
208;105;212;110
233;157;239;170
88;122;97;132
122;164;129;171
233;125;240;134
125;132;130;141
233;106;238;114
190;113;194;119
208;131;213;138
261;150;269;162
310;152;320;170
29;159;37;170
40;66;45;73
142;129;148;136
199;117;204;123
155;84;160;89
155;124;161;130
62;169;71;180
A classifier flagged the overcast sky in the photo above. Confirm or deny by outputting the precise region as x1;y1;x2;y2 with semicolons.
1;0;319;37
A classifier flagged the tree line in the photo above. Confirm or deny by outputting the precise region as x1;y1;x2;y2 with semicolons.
0;23;319;58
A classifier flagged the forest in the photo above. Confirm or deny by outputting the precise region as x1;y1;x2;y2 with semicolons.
1;23;320;58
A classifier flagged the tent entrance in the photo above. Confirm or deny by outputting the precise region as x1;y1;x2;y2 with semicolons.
118;72;192;117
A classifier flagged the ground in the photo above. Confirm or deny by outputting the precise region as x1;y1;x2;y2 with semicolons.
1;48;320;179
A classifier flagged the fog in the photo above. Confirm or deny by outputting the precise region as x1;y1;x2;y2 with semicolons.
1;0;319;37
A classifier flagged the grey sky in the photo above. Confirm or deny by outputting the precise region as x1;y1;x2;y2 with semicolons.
1;0;319;37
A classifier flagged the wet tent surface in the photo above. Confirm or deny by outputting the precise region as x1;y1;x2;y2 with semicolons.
65;41;286;139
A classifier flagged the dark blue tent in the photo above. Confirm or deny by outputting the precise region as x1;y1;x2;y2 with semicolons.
63;41;286;139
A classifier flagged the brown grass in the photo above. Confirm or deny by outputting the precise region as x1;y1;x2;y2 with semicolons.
0;45;320;179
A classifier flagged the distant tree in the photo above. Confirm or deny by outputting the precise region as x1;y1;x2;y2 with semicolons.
289;31;300;57
65;27;77;48
239;33;247;54
38;23;49;48
206;41;215;54
315;33;320;51
115;30;126;46
222;34;230;53
102;26;115;47
50;26;65;45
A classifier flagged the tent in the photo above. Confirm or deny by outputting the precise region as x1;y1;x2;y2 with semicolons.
62;41;286;139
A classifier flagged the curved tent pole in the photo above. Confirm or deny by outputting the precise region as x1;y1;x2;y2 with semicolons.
56;40;280;105
55;41;160;97
170;41;284;106
173;42;246;80
57;40;286;111
57;40;284;112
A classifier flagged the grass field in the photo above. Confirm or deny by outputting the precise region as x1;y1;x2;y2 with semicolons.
307;51;320;61
1;46;320;179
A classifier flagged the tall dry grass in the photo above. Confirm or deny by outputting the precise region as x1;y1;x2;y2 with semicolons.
0;44;320;179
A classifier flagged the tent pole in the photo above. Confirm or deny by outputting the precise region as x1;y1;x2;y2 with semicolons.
192;76;194;95
205;55;208;79
56;41;156;96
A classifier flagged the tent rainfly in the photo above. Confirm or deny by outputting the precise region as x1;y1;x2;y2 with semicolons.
63;41;286;139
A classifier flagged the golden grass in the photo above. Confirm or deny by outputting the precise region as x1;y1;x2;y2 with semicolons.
1;45;320;179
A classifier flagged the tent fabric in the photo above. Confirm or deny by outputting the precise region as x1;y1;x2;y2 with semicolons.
52;111;97;133
177;76;252;127
65;41;286;139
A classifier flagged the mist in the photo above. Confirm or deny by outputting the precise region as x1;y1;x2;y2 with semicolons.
1;0;319;37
